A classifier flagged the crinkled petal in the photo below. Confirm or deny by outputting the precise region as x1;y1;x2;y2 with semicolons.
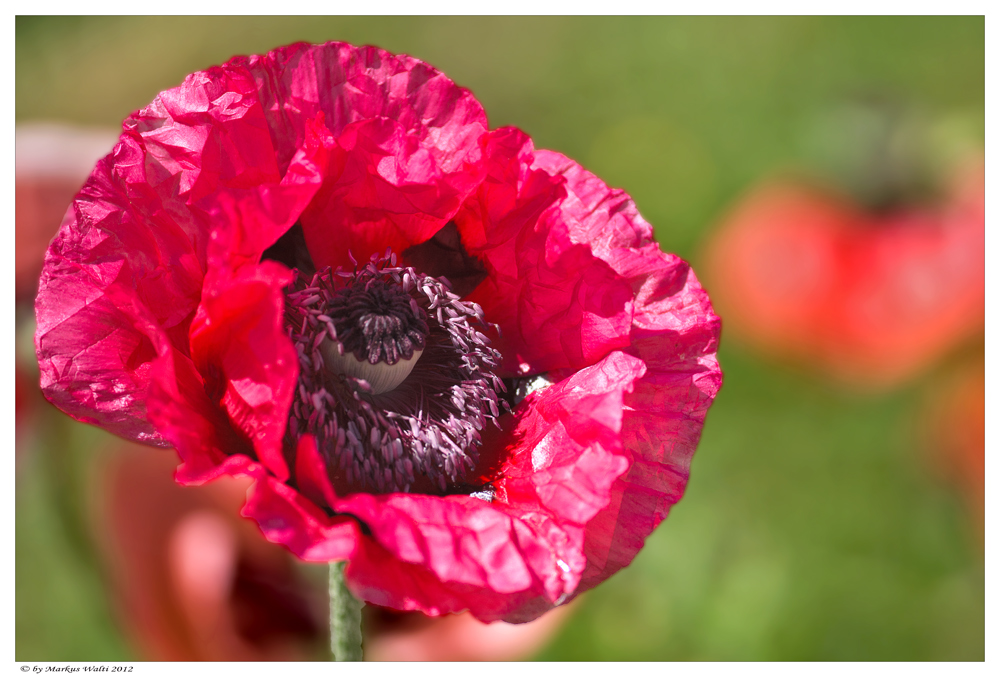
35;134;205;445
147;344;255;479
198;113;334;286
530;150;722;593
35;55;323;444
343;503;561;622
242;475;359;562
299;116;483;271
455;128;635;375
179;120;331;481
188;260;298;481
130;62;282;205
293;434;339;510
145;342;346;570
227;42;489;271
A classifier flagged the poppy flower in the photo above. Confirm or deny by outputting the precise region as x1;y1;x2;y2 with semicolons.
702;157;983;390
35;41;721;623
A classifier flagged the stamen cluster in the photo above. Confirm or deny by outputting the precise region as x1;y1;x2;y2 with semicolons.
326;277;428;365
284;253;507;494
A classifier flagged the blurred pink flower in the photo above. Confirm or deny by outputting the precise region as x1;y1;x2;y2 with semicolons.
36;41;721;623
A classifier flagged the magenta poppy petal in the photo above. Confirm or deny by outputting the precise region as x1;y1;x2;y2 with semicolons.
146;343;254;481
299;116;482;271
344;512;555;621
189;261;298;481
35;62;327;447
175;119;330;480
530;150;657;266
529;150;723;593
35;135;205;445
293;434;338;509
455;128;635;375
130;64;282;206
242;475;360;562
331;498;565;621
232;43;487;167
575;360;720;592
222;42;488;271
199;113;334;284
182;116;331;479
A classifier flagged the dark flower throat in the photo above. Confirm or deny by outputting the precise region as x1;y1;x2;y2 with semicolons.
283;251;507;495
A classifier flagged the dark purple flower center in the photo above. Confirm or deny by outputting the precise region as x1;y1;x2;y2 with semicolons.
326;278;429;366
283;252;507;494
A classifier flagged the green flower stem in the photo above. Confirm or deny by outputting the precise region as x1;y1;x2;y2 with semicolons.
329;560;364;661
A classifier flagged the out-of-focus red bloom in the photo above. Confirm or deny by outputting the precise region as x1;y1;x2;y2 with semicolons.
703;158;983;389
36;42;721;623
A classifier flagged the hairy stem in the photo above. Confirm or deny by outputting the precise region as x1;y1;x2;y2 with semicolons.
329;560;364;661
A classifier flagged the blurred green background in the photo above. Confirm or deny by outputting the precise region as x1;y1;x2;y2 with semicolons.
16;16;984;661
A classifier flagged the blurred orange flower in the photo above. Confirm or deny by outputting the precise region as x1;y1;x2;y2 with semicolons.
703;157;983;390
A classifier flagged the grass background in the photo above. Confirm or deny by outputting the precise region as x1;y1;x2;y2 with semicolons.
15;16;985;661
